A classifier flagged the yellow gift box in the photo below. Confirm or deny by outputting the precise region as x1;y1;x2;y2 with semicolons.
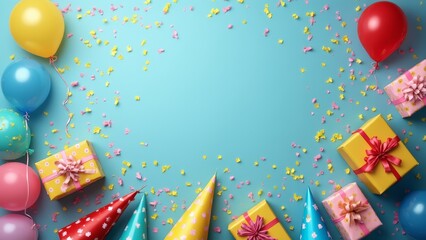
338;114;418;195
35;140;104;200
228;200;291;240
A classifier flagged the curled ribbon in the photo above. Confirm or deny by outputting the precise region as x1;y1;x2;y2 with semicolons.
335;196;369;225
392;73;426;105
332;189;370;236
402;75;426;102
55;154;95;192
353;129;402;180
237;215;277;240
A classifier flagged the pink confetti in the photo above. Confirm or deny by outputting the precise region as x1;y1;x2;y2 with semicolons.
172;30;179;39
51;212;59;222
113;148;121;156
136;172;142;180
264;28;270;37
223;6;232;13
118;178;123;186
303;47;313;53
158;48;165;54
227;24;233;29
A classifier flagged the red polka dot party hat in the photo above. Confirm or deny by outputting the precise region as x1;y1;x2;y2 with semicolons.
57;189;141;240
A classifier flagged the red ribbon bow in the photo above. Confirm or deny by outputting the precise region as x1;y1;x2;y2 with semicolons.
238;215;276;240
353;129;402;179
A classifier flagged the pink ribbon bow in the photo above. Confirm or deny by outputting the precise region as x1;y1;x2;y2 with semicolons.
238;215;276;240
55;156;95;192
353;129;402;180
402;75;426;102
336;196;369;225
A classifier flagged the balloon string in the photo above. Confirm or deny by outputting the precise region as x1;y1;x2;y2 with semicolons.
23;117;34;225
369;62;380;90
49;56;73;138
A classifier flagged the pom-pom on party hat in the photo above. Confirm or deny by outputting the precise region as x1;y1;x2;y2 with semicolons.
164;173;216;240
57;190;141;240
300;187;332;240
119;193;148;240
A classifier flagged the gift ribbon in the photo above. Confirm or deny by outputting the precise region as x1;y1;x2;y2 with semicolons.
332;189;370;236
237;214;279;240
391;73;426;105
352;129;402;180
42;151;96;192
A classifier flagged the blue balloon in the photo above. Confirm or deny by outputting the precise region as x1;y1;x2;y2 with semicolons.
399;190;426;240
1;59;51;114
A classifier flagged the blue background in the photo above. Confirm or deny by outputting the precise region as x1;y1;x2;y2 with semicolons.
1;0;425;239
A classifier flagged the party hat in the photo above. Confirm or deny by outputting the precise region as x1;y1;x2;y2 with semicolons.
57;190;140;240
300;187;332;240
119;193;148;240
164;174;216;240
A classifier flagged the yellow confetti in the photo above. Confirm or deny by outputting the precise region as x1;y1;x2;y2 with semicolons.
322;46;332;53
153;160;159;166
93;127;101;134
314;129;326;142
386;114;393;121
108;184;114;190
303;27;310;34
161;165;171;173
151;213;158;220
235;157;241;163
292;13;299;20
122;161;131;167
217;155;223;160
293;193;302;201
278;39;284;44
163;2;172;14
121;168;127;175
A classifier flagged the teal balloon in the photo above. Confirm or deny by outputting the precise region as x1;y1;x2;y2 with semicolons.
1;59;51;114
119;194;148;240
0;109;31;160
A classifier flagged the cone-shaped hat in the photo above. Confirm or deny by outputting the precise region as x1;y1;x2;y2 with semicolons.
300;187;332;240
119;193;148;240
165;174;216;240
58;190;140;240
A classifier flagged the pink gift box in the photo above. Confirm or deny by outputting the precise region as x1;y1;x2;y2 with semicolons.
322;183;382;240
384;59;426;117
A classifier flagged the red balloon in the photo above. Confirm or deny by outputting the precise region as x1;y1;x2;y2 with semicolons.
0;162;41;211
357;1;407;64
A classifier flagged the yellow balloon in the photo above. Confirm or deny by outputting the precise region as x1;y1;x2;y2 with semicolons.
9;0;65;58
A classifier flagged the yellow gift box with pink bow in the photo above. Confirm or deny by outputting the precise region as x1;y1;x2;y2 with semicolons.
338;114;418;195
228;200;291;240
322;182;382;240
35;140;104;200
